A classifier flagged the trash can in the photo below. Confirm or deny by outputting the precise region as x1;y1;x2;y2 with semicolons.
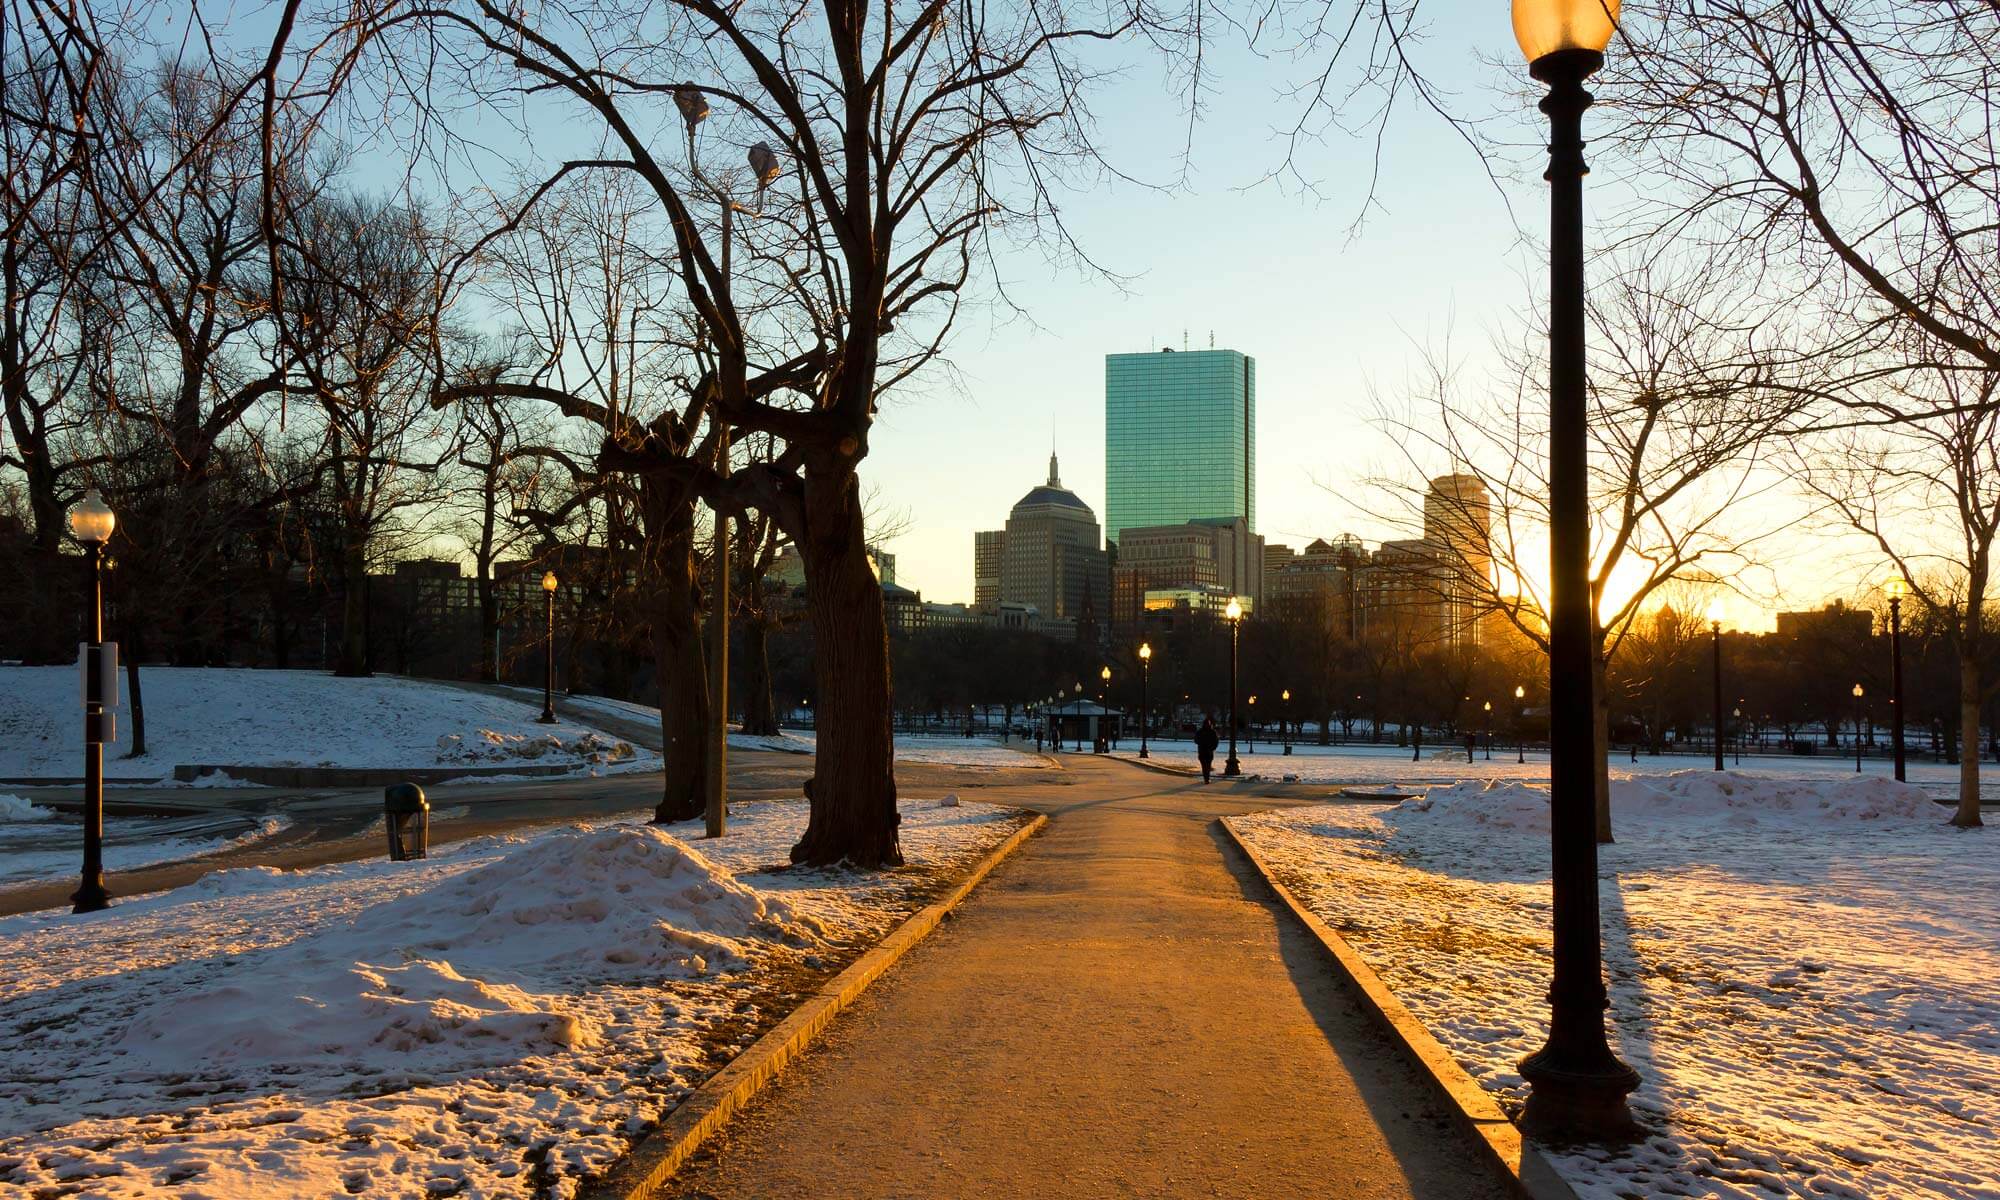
385;782;429;861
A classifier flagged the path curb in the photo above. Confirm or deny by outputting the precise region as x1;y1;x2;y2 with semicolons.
1220;819;1582;1200
585;811;1050;1200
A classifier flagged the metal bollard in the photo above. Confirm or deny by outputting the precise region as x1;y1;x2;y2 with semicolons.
384;782;429;861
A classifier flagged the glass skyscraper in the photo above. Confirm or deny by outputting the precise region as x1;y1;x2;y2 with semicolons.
1104;348;1256;546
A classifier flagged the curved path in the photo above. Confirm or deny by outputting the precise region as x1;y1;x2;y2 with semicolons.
664;755;1510;1199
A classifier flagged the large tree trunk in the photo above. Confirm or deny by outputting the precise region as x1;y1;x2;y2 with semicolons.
336;540;370;677
123;627;147;760
647;494;708;824
790;465;900;868
740;616;779;736
477;573;498;683
1953;646;1984;828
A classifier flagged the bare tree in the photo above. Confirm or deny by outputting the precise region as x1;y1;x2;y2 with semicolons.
1371;251;1799;838
1795;352;1997;827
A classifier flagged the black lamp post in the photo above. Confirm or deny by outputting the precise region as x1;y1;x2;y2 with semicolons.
1852;683;1865;773
1483;700;1493;760
1708;600;1724;771
1247;695;1257;754
1515;685;1527;763
1513;0;1641;1141
1282;688;1293;755
1138;643;1153;758
1073;682;1083;752
538;570;559;723
1223;598;1242;777
1100;665;1112;751
68;489;116;915
1732;707;1742;765
1887;577;1907;781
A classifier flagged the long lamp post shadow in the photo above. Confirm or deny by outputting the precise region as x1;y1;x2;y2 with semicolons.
1512;0;1642;1141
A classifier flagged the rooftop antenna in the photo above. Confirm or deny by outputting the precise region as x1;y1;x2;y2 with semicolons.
1209;330;1215;350
1182;328;1188;351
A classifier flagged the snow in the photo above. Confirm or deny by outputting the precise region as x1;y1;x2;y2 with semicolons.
1121;739;1997;802
0;812;293;888
1231;772;2000;1199
0;798;1029;1198
0;667;657;783
0;794;52;822
560;693;1054;768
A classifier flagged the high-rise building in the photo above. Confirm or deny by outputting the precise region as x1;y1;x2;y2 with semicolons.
980;452;1110;625
1110;516;1263;627
1104;348;1256;546
972;530;1005;606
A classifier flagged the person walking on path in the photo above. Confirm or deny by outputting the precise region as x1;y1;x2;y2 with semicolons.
1195;716;1219;783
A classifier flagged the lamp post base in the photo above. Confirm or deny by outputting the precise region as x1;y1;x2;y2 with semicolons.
71;881;110;915
1519;1047;1642;1143
536;710;558;724
1138;747;1150;759
1223;755;1241;777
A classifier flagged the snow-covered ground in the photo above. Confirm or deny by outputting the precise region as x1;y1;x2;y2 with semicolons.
0;797;1028;1198
0;667;656;784
561;693;1053;768
1231;773;1999;1199
1125;739;1996;802
0;794;290;887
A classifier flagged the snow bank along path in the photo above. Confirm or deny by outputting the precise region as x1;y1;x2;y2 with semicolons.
0;798;1028;1199
0;666;656;782
1230;771;2000;1200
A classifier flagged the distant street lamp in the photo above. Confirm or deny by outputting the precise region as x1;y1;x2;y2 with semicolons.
538;571;559;724
1138;643;1153;759
1483;700;1493;760
1515;685;1527;763
1886;576;1908;781
1248;694;1260;754
1732;707;1742;766
1223;598;1243;777
1707;598;1725;771
1512;0;1640;1140
1852;683;1865;773
1282;688;1293;755
68;489;116;915
1100;665;1112;751
1073;681;1083;752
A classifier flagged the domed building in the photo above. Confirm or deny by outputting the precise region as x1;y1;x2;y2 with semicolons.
972;452;1110;632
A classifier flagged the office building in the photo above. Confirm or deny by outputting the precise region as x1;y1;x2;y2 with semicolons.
973;530;1005;607
977;452;1110;625
1104;348;1256;545
1110;516;1264;627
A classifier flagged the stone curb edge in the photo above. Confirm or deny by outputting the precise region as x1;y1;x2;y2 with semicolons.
1219;818;1582;1200
584;810;1050;1200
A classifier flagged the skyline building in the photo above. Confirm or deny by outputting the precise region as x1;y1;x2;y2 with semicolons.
1104;348;1256;546
1110;516;1264;627
972;452;1110;629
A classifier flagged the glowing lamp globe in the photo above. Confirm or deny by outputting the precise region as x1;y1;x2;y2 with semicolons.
67;489;115;544
1224;598;1243;622
1513;0;1617;68
541;571;559;593
1139;642;1152;661
1886;576;1909;600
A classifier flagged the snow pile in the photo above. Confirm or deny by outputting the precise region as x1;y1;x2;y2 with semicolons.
1233;780;1999;1200
0;794;52;822
113;826;824;1076
0;666;659;782
436;728;637;766
0;799;1030;1199
1385;770;1939;837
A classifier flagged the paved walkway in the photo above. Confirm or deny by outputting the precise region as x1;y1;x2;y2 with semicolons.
665;757;1511;1199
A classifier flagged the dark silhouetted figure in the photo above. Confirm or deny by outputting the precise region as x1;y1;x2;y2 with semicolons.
1196;716;1220;784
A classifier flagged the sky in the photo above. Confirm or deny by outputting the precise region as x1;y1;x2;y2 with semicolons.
866;9;1544;606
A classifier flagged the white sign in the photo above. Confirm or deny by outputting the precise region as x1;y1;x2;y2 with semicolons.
77;642;120;710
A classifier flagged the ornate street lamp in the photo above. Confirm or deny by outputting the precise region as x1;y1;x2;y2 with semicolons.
1886;576;1908;781
1224;598;1243;776
1247;694;1258;754
67;489;116;914
1515;685;1527;764
1282;688;1293;755
1483;700;1493;761
1138;643;1153;759
1513;0;1641;1140
538;571;559;724
1073;681;1083;751
1100;665;1113;752
1732;707;1742;766
1852;683;1865;773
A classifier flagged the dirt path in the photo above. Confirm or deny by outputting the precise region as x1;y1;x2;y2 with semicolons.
663;756;1511;1199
